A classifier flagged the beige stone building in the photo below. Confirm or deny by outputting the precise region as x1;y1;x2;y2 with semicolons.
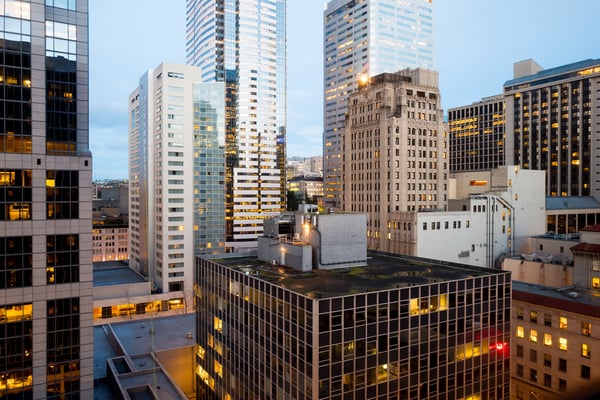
341;69;448;252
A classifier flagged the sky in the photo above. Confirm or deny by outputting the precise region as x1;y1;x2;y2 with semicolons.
89;1;600;179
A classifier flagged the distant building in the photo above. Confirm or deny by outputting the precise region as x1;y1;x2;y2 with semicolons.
287;175;324;203
186;0;287;248
323;0;435;210
286;156;323;178
195;251;511;399
129;62;226;307
448;95;506;172
93;179;129;215
92;218;129;262
342;68;447;224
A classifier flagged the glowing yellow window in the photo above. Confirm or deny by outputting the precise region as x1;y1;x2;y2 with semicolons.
516;326;524;338
582;343;591;358
593;277;600;289
559;337;567;351
544;333;552;347
529;329;538;343
197;345;206;360
214;316;223;333
214;360;223;378
559;317;567;330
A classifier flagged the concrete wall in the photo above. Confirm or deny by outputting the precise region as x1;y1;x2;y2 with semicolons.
257;236;312;272
308;214;367;269
157;346;195;398
503;258;573;286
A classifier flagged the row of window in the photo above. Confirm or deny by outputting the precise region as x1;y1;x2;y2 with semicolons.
516;307;592;335
423;220;469;230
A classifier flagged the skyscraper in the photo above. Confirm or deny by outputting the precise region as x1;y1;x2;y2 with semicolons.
324;0;434;209
186;0;286;251
129;62;226;305
0;1;93;398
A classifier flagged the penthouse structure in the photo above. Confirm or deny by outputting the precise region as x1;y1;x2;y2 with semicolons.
195;251;511;399
0;1;93;398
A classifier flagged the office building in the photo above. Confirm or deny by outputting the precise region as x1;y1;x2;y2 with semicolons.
448;95;506;172
0;1;93;398
186;0;286;250
341;69;447;248
195;250;511;399
129;62;226;304
323;0;434;209
504;59;600;199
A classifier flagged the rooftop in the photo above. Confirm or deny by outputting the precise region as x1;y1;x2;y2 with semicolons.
206;251;508;299
504;58;600;89
93;262;147;287
513;281;600;316
546;196;600;211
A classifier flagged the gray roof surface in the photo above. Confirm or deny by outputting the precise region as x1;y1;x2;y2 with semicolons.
208;251;508;299
545;196;600;211
504;58;600;88
93;262;147;287
513;281;600;309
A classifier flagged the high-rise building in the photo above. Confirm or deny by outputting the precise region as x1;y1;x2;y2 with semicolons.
448;95;506;172
186;0;286;250
0;1;93;398
195;251;511;399
129;62;226;304
341;69;447;250
323;0;434;209
503;59;600;200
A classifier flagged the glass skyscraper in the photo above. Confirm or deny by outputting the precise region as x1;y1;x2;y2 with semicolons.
323;0;434;209
0;0;93;398
186;0;286;250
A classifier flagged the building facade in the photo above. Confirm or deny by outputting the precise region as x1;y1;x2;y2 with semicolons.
186;0;286;249
0;1;93;398
195;252;511;399
323;0;434;209
129;62;226;305
341;69;447;249
504;59;600;200
447;95;506;173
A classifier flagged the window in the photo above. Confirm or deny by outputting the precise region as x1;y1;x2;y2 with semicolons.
0;170;32;220
559;358;567;372
559;316;567;330
516;326;524;338
530;311;538;323
581;365;591;380
543;373;551;388
516;364;524;377
544;313;551;327
544;333;552;347
530;349;537;362
593;277;600;289
581;322;591;336
516;345;523;358
0;236;33;288
581;343;591;358
529;329;538;343
46;171;79;219
516;307;524;320
558;379;567;392
559;337;567;351
543;353;551;367
530;368;537;382
594;259;600;271
47;298;80;396
46;234;79;284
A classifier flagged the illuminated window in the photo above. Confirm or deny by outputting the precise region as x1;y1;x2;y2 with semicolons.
559;337;567;351
530;311;537;323
214;316;223;333
516;307;524;320
197;345;205;360
544;333;552;347
529;329;538;343
593;277;600;289
582;343;591;358
516;326;524;338
582;322;592;336
559;316;567;330
214;360;223;378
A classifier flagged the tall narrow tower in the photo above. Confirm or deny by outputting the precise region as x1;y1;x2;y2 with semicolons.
0;1;93;398
186;0;286;251
323;0;434;209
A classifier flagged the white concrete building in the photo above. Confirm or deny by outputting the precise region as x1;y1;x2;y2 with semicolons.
129;62;226;304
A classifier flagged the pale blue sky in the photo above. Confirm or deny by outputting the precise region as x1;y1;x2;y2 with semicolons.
89;0;600;179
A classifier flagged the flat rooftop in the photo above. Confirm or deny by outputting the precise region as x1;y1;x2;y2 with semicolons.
93;261;147;287
513;281;600;315
206;251;508;298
